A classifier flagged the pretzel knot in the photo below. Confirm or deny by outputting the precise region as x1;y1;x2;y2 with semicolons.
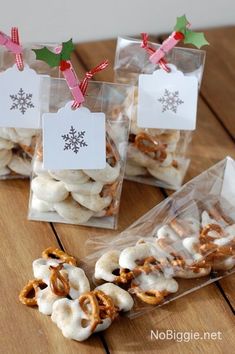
93;290;118;321
19;279;45;306
170;253;211;273
79;290;118;332
115;268;134;284
49;264;70;296
134;256;161;275
36;140;43;161
200;224;224;243
115;258;161;284
132;286;169;305
170;253;186;268
42;247;77;266
106;138;120;166
102;181;121;217
134;133;167;162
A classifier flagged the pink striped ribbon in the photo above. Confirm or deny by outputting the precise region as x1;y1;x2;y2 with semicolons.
141;32;185;72
56;44;108;108
11;28;24;71
0;28;24;70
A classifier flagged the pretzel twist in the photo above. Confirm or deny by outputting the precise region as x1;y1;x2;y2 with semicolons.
102;181;121;217
93;290;118;321
36;140;43;161
199;224;235;260
106;136;120;167
134;256;162;275
79;292;102;332
170;253;211;273
115;268;134;284
132;286;169;305
115;256;163;284
42;247;77;266
19;279;45;306
79;290;118;332
134;132;167;162
49;264;70;297
200;224;224;243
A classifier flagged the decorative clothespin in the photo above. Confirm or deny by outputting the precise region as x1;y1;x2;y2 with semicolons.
33;39;108;108
0;27;24;71
141;15;209;72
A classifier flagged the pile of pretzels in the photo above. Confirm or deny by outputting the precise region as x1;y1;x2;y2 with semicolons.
30;135;123;225
19;247;133;342
94;204;235;305
125;88;188;188
19;205;235;342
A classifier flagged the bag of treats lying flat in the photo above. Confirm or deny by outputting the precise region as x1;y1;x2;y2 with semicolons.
114;17;208;189
83;157;235;318
0;28;59;179
28;58;133;228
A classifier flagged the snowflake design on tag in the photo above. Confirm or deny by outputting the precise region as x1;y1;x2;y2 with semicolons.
10;88;35;115
61;126;88;154
158;89;184;113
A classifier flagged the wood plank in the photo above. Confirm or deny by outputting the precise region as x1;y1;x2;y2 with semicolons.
200;27;235;140
0;180;104;353
71;51;87;77
104;285;234;354
75;39;117;82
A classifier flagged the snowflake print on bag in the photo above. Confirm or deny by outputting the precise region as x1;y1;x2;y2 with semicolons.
158;89;184;113
61;126;88;154
10;88;35;115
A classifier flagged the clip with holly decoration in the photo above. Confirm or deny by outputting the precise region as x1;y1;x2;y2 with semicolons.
33;39;108;108
141;15;209;72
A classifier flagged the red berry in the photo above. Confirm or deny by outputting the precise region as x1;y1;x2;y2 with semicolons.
174;32;184;40
60;60;71;71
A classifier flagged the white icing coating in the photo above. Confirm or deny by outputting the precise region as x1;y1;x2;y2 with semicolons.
51;298;111;341
119;242;167;270
31;176;69;203
134;272;178;293
157;225;180;242
36;286;61;315
96;283;134;312
33;258;90;299
95;250;120;282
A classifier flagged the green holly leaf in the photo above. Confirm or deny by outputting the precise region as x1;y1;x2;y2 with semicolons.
33;47;60;67
33;39;74;67
60;39;74;60
184;30;209;48
174;15;188;34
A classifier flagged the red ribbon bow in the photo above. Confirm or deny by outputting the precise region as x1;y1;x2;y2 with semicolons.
72;59;109;109
141;33;171;72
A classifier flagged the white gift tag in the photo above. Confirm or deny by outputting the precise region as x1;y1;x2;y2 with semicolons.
0;64;43;129
43;102;106;170
137;65;198;130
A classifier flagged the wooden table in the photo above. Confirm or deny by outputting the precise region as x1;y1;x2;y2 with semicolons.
1;27;234;354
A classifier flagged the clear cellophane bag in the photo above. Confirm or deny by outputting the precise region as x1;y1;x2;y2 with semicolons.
82;157;235;318
0;43;59;179
114;36;206;190
28;77;134;229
